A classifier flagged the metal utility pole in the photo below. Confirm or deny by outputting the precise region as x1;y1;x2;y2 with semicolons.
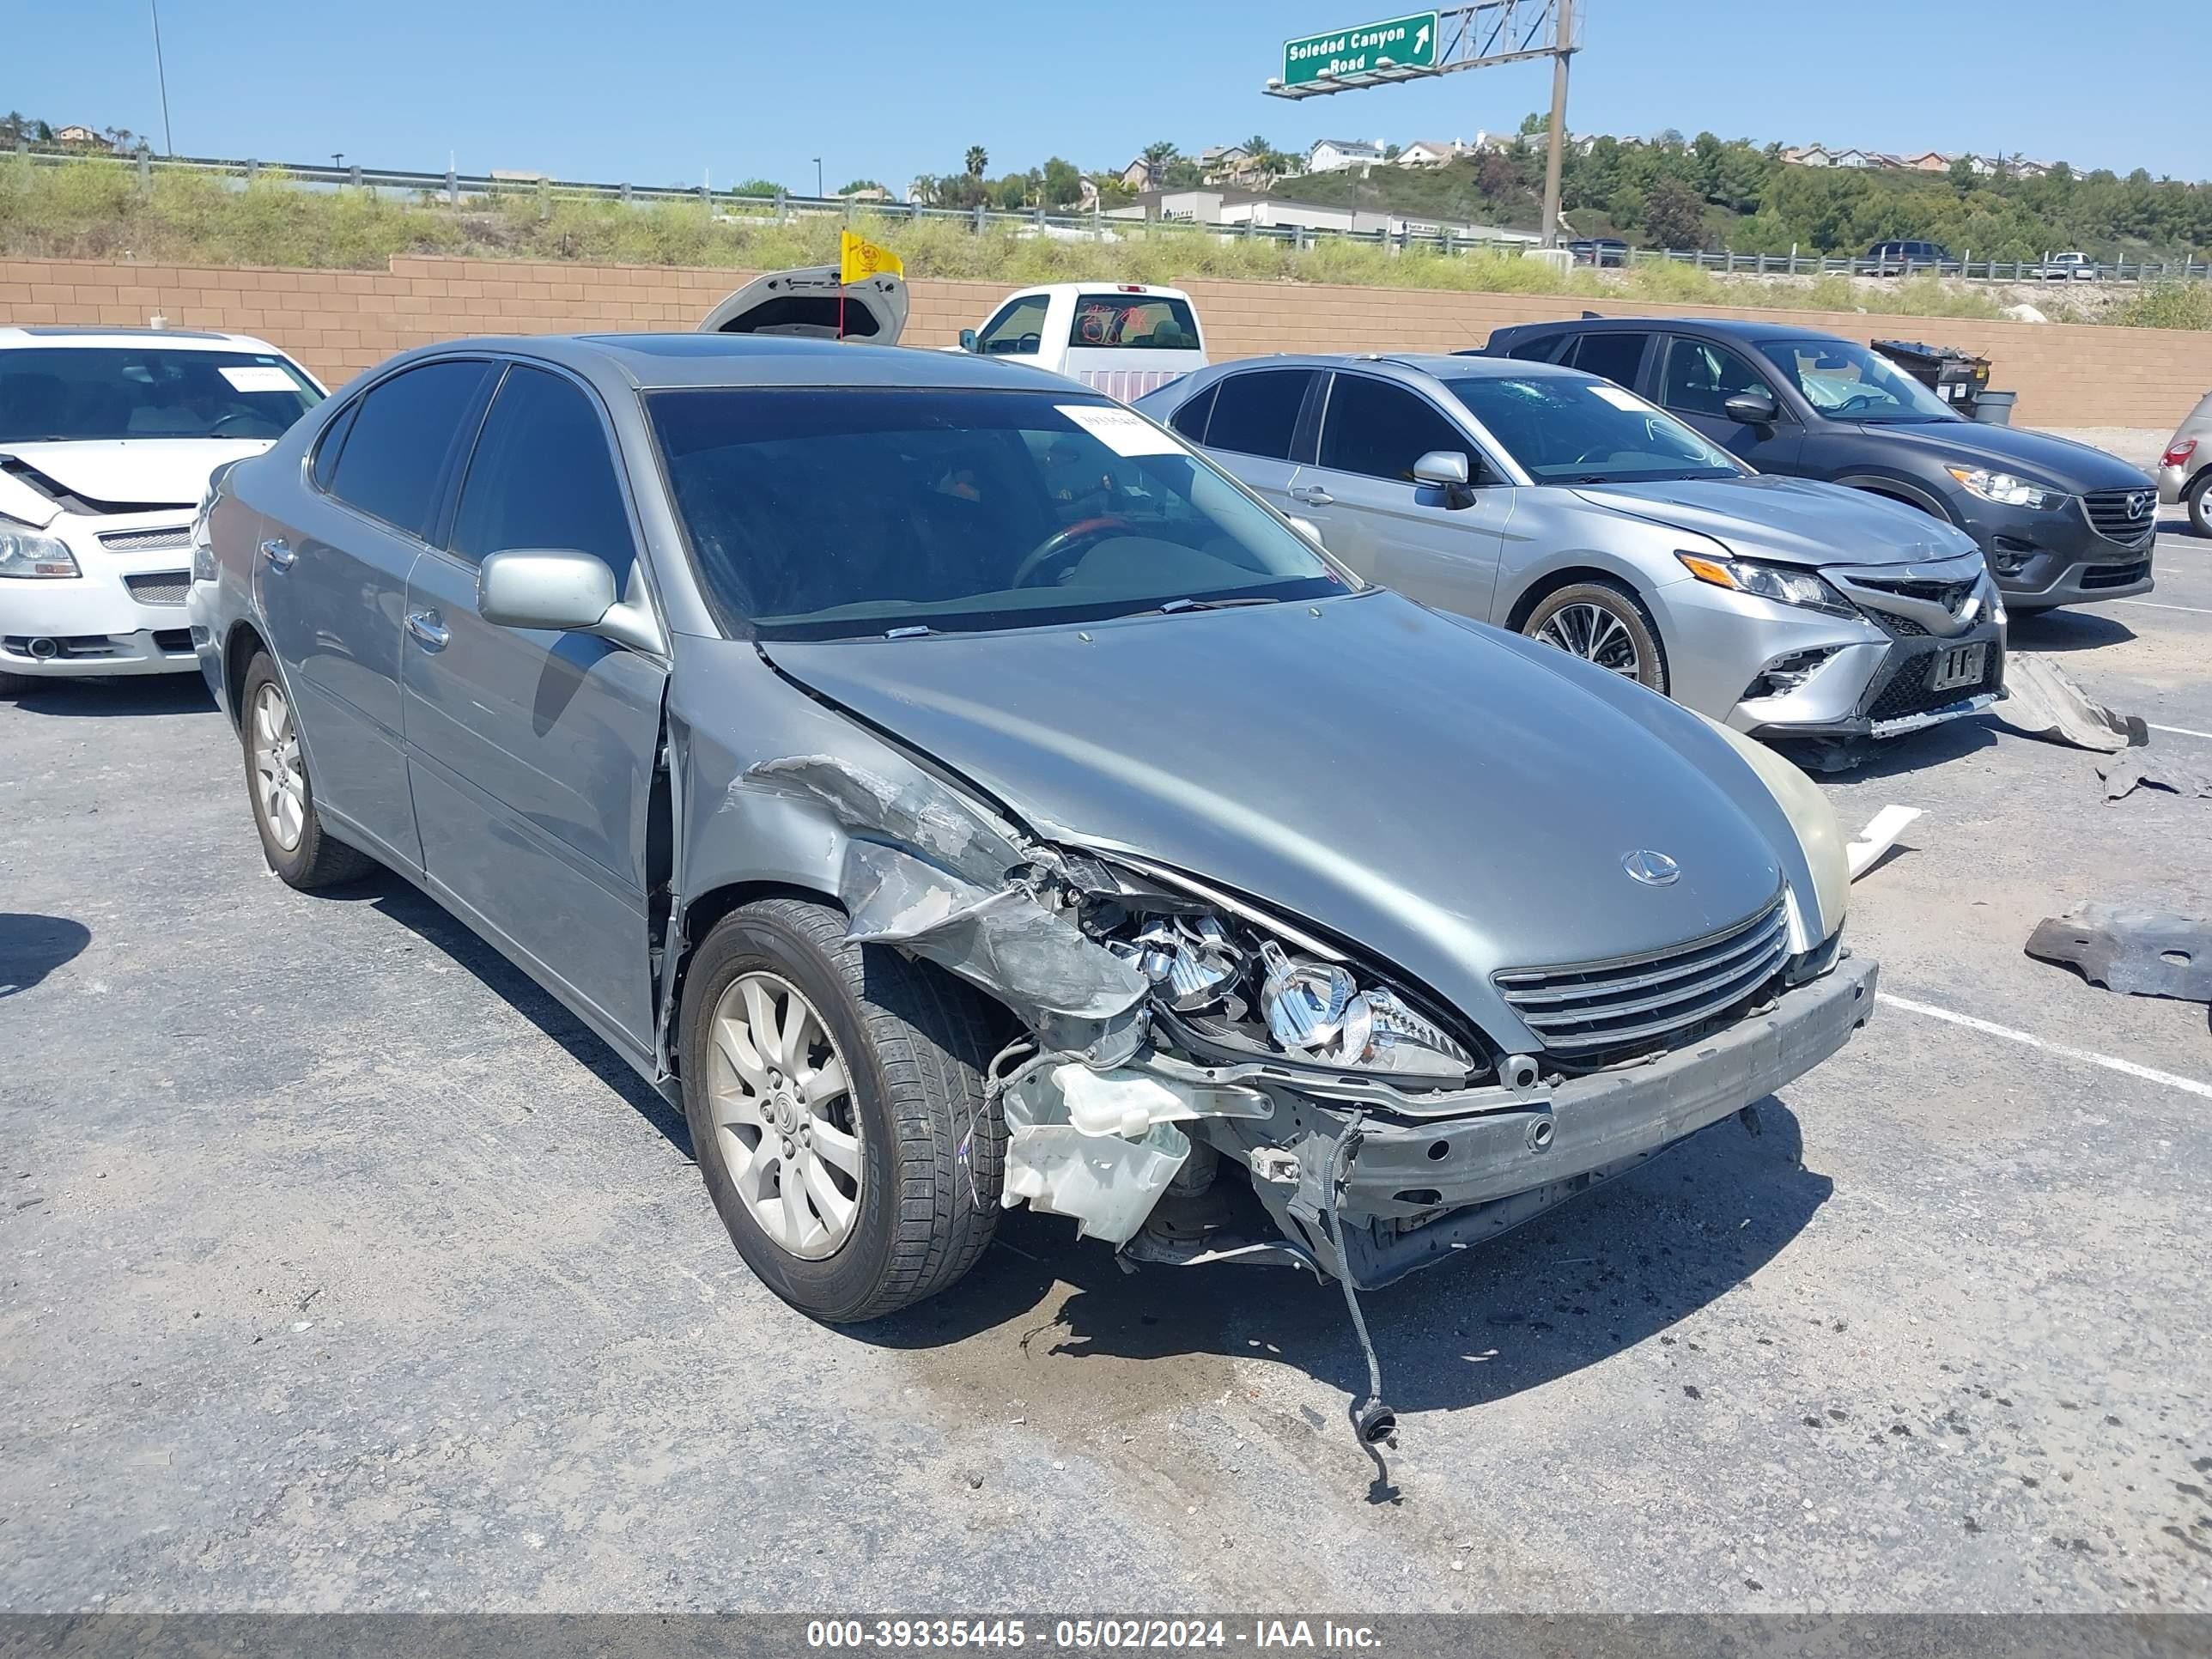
148;0;174;155
813;156;823;198
1538;0;1574;247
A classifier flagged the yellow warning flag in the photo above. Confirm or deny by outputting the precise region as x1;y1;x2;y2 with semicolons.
839;229;904;285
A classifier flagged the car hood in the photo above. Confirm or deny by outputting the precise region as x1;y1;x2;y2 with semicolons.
1831;418;2154;491
0;438;276;515
1567;474;1977;568
761;592;1798;1030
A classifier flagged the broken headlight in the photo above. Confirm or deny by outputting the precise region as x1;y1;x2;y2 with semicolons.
1093;880;1480;1085
1256;940;1475;1080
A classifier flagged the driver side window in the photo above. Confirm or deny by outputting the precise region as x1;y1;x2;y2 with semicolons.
977;295;1050;357
1662;339;1770;420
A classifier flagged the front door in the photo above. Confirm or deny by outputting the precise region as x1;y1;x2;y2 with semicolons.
256;358;499;870
1658;336;1805;471
399;362;668;1054
1294;370;1511;619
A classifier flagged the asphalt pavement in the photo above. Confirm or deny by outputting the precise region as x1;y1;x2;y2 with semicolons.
3;532;2209;1613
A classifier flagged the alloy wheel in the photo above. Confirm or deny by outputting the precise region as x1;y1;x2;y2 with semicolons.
250;682;307;851
1535;602;1644;680
705;971;862;1261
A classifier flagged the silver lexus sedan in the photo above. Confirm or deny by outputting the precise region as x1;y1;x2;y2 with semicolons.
1135;354;2006;742
189;334;1874;1429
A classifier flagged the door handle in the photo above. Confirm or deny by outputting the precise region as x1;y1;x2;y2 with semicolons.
1290;485;1334;506
258;538;296;571
404;609;449;651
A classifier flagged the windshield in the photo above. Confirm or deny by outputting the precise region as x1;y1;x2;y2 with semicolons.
0;347;322;443
647;387;1348;640
1757;338;1958;422
1442;373;1743;484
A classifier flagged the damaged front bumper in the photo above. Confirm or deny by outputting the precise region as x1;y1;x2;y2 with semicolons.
1009;952;1877;1286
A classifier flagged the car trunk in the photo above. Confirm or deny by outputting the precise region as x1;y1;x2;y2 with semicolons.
699;267;908;344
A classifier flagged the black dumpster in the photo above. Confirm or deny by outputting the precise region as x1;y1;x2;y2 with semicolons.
1870;338;1992;414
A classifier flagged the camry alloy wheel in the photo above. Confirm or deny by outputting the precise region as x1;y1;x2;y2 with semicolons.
706;971;863;1261
250;682;307;851
1535;602;1644;680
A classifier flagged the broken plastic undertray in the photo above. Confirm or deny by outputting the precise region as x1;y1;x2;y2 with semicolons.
1995;654;2147;753
2024;903;2212;1003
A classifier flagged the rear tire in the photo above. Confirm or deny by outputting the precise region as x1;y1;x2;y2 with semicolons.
239;652;374;890
680;896;1005;1323
2187;471;2212;539
1522;580;1669;695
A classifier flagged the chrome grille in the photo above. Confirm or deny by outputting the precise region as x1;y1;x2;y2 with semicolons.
99;526;192;552
1493;896;1789;1059
124;571;191;605
2081;488;2155;544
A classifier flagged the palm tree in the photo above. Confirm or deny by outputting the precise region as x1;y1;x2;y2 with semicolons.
963;145;988;180
1142;140;1178;168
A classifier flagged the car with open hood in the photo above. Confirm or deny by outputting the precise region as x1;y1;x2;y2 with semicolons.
0;325;325;692
1476;318;2158;611
189;332;1874;1443
1137;352;2004;742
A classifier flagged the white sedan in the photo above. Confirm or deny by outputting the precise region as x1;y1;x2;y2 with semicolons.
0;326;325;693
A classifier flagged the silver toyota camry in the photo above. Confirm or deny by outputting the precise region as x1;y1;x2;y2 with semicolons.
1135;353;2006;741
189;333;1873;1436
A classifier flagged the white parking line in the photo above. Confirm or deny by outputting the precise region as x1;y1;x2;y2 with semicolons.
2151;722;2212;740
2112;599;2212;617
1877;992;2212;1100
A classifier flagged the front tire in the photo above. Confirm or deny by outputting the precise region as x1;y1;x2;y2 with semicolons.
239;653;374;890
680;897;1005;1323
1522;580;1669;695
2187;471;2211;539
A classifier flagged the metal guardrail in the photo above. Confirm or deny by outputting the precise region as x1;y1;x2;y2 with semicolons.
11;145;2210;283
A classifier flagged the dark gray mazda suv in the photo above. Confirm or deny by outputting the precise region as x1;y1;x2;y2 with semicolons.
1475;318;2159;611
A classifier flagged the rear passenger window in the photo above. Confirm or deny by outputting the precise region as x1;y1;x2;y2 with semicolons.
1317;375;1475;483
1204;369;1316;460
1504;334;1567;362
1568;332;1651;387
309;400;359;491
326;360;495;539
1168;381;1218;442
449;367;635;573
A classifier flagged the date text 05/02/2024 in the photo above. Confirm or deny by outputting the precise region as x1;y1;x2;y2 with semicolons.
805;1620;1385;1650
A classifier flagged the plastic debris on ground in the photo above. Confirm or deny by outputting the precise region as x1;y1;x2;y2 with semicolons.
1994;654;2147;752
1846;805;1923;880
2096;750;2212;804
2024;903;2212;1003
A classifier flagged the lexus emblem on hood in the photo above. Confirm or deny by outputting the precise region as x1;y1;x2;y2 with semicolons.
1622;848;1681;886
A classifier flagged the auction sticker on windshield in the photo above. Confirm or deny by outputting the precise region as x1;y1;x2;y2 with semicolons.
219;365;301;392
1057;404;1183;457
1590;384;1653;412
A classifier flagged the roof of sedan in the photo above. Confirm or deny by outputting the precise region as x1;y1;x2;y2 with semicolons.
1500;316;1841;343
429;332;1072;392
0;325;287;351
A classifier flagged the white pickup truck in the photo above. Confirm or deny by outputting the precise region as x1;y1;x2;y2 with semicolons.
952;283;1207;402
700;271;1208;403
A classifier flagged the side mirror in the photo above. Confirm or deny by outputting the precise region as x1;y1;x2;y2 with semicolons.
957;328;979;353
1412;449;1471;488
1288;514;1327;548
1723;387;1778;425
478;548;662;654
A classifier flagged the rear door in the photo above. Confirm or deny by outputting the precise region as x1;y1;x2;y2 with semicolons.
1657;335;1804;471
257;357;497;870
1186;367;1321;518
1297;371;1510;617
399;362;668;1055
1057;290;1206;402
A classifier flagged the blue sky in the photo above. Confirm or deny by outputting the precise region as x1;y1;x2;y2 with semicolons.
10;0;2200;190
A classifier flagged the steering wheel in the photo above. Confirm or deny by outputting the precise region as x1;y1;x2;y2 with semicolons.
208;411;269;438
1570;443;1618;465
1010;516;1135;589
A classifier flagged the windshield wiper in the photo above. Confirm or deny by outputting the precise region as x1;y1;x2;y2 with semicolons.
1139;595;1285;617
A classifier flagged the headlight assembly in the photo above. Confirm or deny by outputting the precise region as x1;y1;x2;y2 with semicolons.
0;526;80;580
1099;892;1480;1085
1676;552;1855;617
1944;465;2068;511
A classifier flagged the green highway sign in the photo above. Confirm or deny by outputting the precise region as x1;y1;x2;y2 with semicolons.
1282;11;1440;86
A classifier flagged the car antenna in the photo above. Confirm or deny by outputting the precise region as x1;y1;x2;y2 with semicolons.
1581;310;1602;320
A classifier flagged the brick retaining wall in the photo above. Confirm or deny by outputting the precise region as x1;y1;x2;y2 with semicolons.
3;254;2204;428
